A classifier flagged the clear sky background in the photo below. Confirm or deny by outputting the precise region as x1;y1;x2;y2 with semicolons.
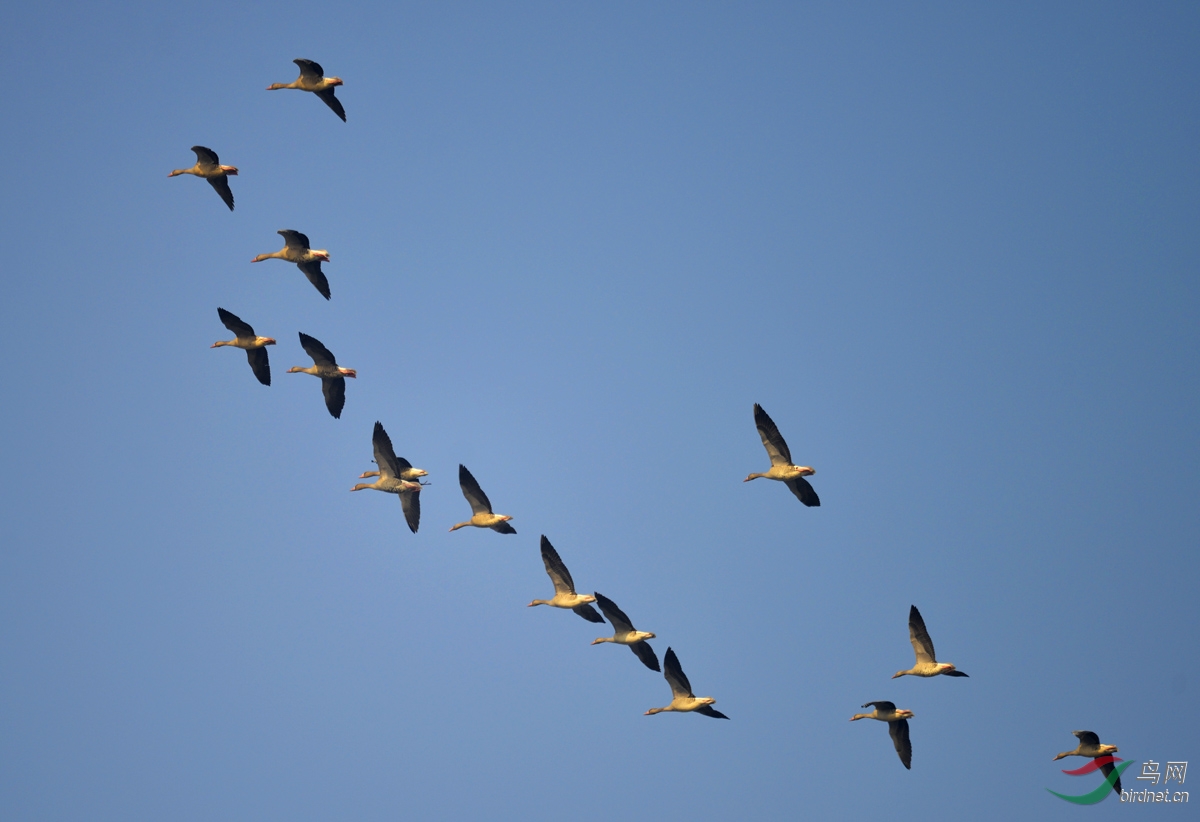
1;2;1197;819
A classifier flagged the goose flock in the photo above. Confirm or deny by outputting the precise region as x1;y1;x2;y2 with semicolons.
180;57;1122;789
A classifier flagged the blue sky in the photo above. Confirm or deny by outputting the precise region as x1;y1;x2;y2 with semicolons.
1;2;1197;819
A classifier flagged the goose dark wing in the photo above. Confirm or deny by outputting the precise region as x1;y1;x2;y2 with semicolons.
785;476;820;507
245;347;270;386
539;536;575;595
217;307;255;340
294;58;325;80
663;648;693;698
862;701;896;712
889;718;912;769
399;487;420;534
315;88;346;121
754;403;793;466
593;592;635;634
694;704;729;720
206;175;234;210
322;376;346;418
278;229;311;251
190;145;219;167
571;604;604;623
297;260;331;300
299;333;337;368
1100;760;1122;796
629;641;660;672
372;421;402;480
458;465;492;515
908;605;936;664
490;521;517;534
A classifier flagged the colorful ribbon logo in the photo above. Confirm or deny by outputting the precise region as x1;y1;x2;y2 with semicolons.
1047;757;1133;805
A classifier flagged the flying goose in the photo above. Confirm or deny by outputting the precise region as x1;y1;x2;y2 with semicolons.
1054;731;1122;796
449;465;515;533
850;701;913;769
744;403;819;506
591;592;659;671
211;308;275;386
251;230;332;300
892;605;969;679
287;333;356;418
168;146;237;210
645;648;727;718
267;58;346;121
350;421;427;533
527;536;603;623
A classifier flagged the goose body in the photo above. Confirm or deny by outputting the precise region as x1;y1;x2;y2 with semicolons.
850;701;914;769
527;536;603;623
645;648;726;718
267;58;346;121
252;230;332;300
211;307;274;385
287;332;356;418
591;592;659;671
168;146;237;210
744;403;819;506
1054;731;1122;795
350;421;427;532
892;605;969;678
449;465;515;533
